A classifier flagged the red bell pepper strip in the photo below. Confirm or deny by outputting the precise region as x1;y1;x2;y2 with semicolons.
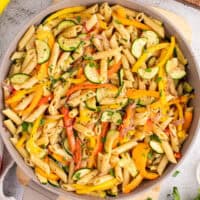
60;107;76;154
88;122;109;168
118;104;135;138
74;137;82;170
174;152;182;159
38;94;53;106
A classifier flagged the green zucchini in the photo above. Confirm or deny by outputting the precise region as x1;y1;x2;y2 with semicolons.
85;97;98;111
118;68;124;86
84;63;100;83
149;140;164;154
54;20;76;36
35;40;50;64
104;130;119;153
96;88;118;103
35;172;48;184
48;180;60;187
58;36;80;52
63;139;72;156
166;58;186;79
10;73;30;84
101;111;122;125
138;67;159;79
131;38;147;58
72;168;91;181
141;31;159;47
183;82;193;93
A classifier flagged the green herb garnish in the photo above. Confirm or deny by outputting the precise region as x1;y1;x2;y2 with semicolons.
172;170;180;177
150;134;161;143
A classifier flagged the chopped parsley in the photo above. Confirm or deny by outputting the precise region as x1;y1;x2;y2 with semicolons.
101;137;106;143
172;170;180;177
83;55;94;60
109;168;115;177
156;76;162;83
114;19;121;24
21;122;29;132
150;134;161;143
146;198;152;200
40;118;45;126
172;186;181;200
116;119;122;124
147;150;153;160
145;68;152;72
74;172;81;180
76;16;81;23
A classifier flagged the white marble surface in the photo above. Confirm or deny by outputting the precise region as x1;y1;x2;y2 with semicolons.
0;0;200;199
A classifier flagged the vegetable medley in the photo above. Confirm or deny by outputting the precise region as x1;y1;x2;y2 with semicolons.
2;3;194;197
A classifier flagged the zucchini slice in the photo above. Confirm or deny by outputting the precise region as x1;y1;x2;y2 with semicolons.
138;67;159;79
101;111;122;125
72;168;91;181
141;31;159;47
58;36;80;52
48;180;60;187
118;68;124;86
131;38;147;58
84;63;100;83
35;40;50;64
85;97;98;111
96;88;118;103
35;172;48;185
166;58;186;79
63;139;72;156
149;140;164;154
104;130;119;153
10;73;30;84
183;82;193;93
54;20;76;36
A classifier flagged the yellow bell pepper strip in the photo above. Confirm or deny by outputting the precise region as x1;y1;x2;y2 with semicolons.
68;76;86;84
16;133;29;148
132;143;159;180
60;107;76;154
126;89;160;99
99;20;108;29
183;109;193;130
37;62;48;80
51;153;68;166
44;6;86;23
36;30;55;49
22;85;43;116
0;0;10;14
113;9;150;30
157;36;175;115
132;43;169;72
175;103;184;131
26;115;46;157
123;173;143;193
6;87;35;105
35;167;59;181
73;178;119;194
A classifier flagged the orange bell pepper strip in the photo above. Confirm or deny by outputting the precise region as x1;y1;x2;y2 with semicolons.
126;89;160;99
183;109;193;130
74;137;82;170
144;119;153;133
132;143;159;180
174;152;182;159
108;59;122;77
60;107;76;154
22;85;43;116
52;153;68;166
66;83;117;97
35;167;59;181
88;122;109;168
118;104;135;138
38;94;53;106
132;43;169;72
76;67;84;78
123;173;143;193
